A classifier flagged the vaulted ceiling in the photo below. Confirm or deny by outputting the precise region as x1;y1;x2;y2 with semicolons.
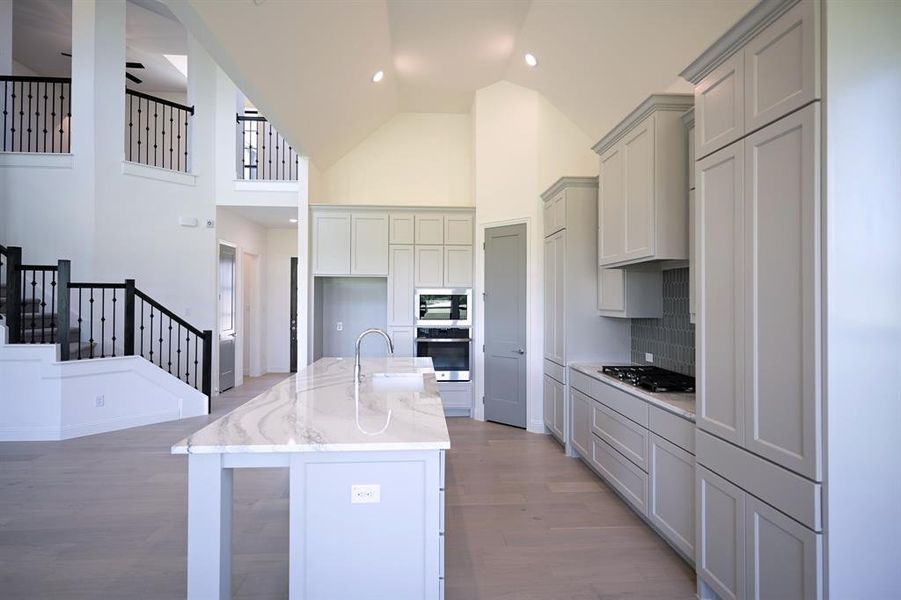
165;0;754;168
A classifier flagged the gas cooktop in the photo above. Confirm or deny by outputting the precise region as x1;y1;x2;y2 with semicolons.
600;365;695;394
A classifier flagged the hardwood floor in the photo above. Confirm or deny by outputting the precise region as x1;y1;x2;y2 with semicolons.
0;376;694;599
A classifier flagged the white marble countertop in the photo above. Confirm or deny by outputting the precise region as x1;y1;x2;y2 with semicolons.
569;363;696;421
172;357;451;454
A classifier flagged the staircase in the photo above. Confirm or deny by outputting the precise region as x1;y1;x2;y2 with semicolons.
0;244;212;400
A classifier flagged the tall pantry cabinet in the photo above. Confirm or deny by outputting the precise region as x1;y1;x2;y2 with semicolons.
683;1;824;598
542;177;630;447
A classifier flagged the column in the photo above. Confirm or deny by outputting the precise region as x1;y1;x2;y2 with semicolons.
187;453;232;599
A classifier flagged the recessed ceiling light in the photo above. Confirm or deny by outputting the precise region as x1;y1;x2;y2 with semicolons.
289;218;298;223
371;70;384;83
524;53;538;67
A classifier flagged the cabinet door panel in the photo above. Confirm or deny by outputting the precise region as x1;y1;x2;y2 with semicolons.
689;189;697;323
553;378;565;441
623;118;655;260
597;267;626;313
696;53;744;158
388;245;415;326
415;214;444;244
351;213;389;275
444;214;473;245
570;388;592;458
746;495;822;600
543;375;555;432
697;142;745;446
649;434;695;559
553;232;566;364
592;437;648;516
697;466;746;600
744;104;820;480
313;212;351;275
592;400;649;472
598;144;625;264
443;246;473;288
414;246;444;288
744;0;818;133
390;214;415;244
388;326;415;357
543;235;557;362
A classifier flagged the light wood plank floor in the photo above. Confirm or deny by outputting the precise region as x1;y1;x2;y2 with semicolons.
0;375;695;599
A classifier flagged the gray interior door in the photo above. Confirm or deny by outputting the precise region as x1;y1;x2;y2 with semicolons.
219;244;236;392
484;223;527;428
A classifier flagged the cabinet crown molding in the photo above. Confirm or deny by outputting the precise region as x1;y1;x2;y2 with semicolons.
680;108;695;129
540;176;598;201
592;94;694;156
679;0;802;84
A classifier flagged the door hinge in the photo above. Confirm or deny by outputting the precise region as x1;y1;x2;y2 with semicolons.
482;344;485;352
482;242;486;250
481;395;485;404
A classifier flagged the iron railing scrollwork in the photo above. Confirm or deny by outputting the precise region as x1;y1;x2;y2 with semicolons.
126;89;195;173
236;113;299;181
0;76;72;153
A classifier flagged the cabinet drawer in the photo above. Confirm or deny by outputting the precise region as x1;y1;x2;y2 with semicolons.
591;379;649;428
592;400;649;472
569;369;593;395
591;435;648;516
649;405;695;454
544;360;566;384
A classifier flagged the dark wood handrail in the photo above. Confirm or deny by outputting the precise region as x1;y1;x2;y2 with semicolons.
0;75;72;84
19;263;59;271
125;88;195;114
134;288;204;337
69;282;127;290
236;114;268;123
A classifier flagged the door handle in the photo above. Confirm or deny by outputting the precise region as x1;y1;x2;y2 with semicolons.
515;348;525;355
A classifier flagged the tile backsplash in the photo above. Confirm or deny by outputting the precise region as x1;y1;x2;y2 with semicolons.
631;267;695;376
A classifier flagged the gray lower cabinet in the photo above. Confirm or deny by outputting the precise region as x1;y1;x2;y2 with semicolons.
648;433;695;559
697;466;745;600
570;389;592;459
543;374;565;443
438;381;472;416
591;435;648;516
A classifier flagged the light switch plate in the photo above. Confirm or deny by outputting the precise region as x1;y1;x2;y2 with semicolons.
351;484;380;504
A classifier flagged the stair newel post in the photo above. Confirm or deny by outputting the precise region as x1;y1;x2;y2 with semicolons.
123;279;136;356
57;259;70;361
6;246;22;344
201;329;213;406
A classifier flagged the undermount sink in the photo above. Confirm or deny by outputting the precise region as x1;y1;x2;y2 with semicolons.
368;372;425;393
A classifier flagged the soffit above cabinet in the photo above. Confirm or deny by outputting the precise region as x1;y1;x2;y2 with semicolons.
592;94;695;156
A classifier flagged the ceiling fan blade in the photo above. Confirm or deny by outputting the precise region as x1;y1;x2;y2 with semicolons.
125;72;143;85
125;61;145;69
61;51;72;58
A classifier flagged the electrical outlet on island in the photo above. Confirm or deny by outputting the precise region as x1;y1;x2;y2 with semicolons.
645;353;654;364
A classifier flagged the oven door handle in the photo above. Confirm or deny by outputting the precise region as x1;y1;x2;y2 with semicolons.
415;338;472;343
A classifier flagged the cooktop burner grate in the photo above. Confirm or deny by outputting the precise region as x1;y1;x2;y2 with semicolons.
600;365;695;393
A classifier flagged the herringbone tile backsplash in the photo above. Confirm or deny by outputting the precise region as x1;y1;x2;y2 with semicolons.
630;267;695;376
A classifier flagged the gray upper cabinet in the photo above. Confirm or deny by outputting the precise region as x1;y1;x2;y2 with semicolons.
543;190;566;237
350;213;389;275
388;245;415;326
695;53;745;159
390;213;415;244
414;245;444;288
743;0;819;133
312;212;351;275
415;214;444;244
743;104;820;480
597;267;663;319
443;246;473;288
444;214;473;245
543;231;566;366
593;95;694;268
696;141;745;448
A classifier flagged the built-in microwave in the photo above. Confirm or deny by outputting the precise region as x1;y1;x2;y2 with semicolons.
415;288;472;328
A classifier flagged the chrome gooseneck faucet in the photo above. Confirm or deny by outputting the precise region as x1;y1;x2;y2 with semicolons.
354;328;395;382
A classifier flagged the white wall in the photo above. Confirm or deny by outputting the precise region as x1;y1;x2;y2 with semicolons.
824;1;901;595
265;228;296;373
472;80;603;433
322;112;473;207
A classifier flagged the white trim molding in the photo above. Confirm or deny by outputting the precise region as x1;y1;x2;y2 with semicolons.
121;160;198;186
233;179;300;193
0;152;75;169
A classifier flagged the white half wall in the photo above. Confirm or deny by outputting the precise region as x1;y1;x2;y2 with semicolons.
0;325;208;441
266;228;296;373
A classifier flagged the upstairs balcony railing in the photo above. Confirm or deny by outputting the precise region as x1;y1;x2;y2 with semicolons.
126;89;194;173
1;75;72;153
237;113;299;181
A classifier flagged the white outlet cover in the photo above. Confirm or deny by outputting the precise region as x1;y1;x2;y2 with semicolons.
351;484;380;504
645;352;654;363
95;395;105;407
336;321;343;332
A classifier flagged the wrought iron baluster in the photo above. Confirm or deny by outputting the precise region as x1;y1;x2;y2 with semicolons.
49;270;56;343
168;105;174;170
100;288;106;358
267;121;272;179
153;100;158;167
184;328;191;384
177;109;182;172
176;323;182;378
17;81;23;152
148;305;155;364
26;81;32;152
42;82;48;151
193;335;199;388
128;93;133;161
111;288;117;357
145;98;151;165
88;287;95;359
167;317;173;373
158;313;164;369
29;269;36;341
183;111;189;172
40;270;46;343
77;289;83;359
2;79;7;151
136;97;143;160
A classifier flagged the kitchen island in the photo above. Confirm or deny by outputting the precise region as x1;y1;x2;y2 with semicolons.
172;357;450;600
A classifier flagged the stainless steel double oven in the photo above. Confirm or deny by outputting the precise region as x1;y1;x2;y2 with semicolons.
414;289;471;381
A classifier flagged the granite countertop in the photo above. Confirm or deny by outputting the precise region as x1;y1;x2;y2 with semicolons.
172;357;451;454
569;363;696;421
